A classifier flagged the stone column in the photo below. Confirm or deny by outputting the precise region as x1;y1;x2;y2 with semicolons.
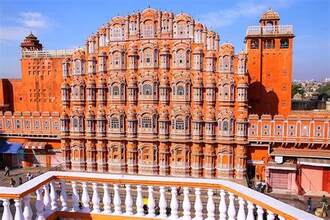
127;141;138;174
61;139;71;170
159;142;170;176
216;144;234;178
191;143;203;177
203;144;215;178
86;140;97;172
234;144;247;180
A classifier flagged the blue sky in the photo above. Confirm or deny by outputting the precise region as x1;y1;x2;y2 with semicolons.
0;0;329;80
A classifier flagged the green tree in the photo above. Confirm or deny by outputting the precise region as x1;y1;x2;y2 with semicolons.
317;82;330;96
291;83;305;98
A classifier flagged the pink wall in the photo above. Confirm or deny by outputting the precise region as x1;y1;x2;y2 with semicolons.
301;165;323;193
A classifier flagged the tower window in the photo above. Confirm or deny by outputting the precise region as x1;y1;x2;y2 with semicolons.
250;40;259;49
264;39;274;49
280;39;289;48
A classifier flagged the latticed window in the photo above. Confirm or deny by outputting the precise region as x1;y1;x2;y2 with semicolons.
280;39;289;48
112;27;123;41
222;121;228;131
142;84;152;95
111;117;119;129
112;86;120;96
176;118;185;130
264;39;275;49
143;24;154;38
177;85;185;96
142;117;152;128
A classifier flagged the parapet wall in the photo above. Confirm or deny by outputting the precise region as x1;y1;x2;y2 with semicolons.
0;111;60;138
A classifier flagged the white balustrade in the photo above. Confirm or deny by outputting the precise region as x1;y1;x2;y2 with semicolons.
125;184;133;215
206;189;215;220
92;183;100;213
103;183;112;214
71;181;80;211
14;199;24;220
81;182;90;212
113;184;122;214
170;186;179;219
60;180;68;211
194;188;203;220
0;171;320;220
23;195;32;220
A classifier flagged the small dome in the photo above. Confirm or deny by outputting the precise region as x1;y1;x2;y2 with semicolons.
204;107;215;121
128;74;137;87
260;8;280;21
192;107;203;121
159;107;169;121
160;74;169;86
86;78;96;87
193;46;203;54
127;106;136;119
193;74;203;87
205;74;216;87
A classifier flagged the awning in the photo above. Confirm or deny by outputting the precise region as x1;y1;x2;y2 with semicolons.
298;158;330;167
23;142;47;150
0;141;23;154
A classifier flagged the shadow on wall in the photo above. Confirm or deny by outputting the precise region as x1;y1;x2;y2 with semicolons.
2;79;14;111
248;81;279;116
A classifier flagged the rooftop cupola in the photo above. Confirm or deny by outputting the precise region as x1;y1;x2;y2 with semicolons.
20;32;43;51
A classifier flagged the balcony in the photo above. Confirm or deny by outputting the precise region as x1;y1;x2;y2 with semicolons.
21;49;77;58
0;171;319;220
246;25;293;36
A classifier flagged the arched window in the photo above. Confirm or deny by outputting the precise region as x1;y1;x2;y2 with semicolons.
175;118;185;130
74;60;82;75
73;118;79;129
177;85;185;96
223;56;230;71
142;84;152;95
142;116;152;128
110;117;119;129
112;26;123;41
143;23;154;38
112;85;120;96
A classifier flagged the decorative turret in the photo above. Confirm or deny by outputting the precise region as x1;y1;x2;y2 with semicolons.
20;33;43;51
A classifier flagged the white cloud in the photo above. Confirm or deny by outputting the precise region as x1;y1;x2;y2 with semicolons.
0;11;52;42
198;0;295;28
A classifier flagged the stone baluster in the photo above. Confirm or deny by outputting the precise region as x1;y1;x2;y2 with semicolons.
103;184;111;214
92;183;100;213
14;199;24;220
237;197;246;220
50;181;58;210
228;192;236;220
113;184;122;214
194;188;203;220
170;186;179;219
36;189;45;220
43;184;51;212
257;206;264;220
60;180;68;211
267;211;275;220
81;182;90;212
71;181;80;212
136;185;144;216
2;199;13;220
159;186;167;218
125;184;133;215
219;190;227;220
147;186;155;217
246;201;255;220
23;195;32;220
182;187;191;220
206;189;215;220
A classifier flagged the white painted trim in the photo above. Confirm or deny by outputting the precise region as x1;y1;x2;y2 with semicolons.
298;161;330;167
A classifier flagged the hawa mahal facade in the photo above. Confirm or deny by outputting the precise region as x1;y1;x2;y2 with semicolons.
0;8;329;195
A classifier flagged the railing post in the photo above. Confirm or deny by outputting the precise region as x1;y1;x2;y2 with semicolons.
159;186;167;218
113;184;122;214
43;184;51;212
81;182;90;212
103;183;112;214
206;189;215;220
71;181;80;212
136;185;144;216
60;180;68;211
92;183;100;213
182;187;191;220
257;206;264;220
125;184;133;215
194;188;203;220
36;188;45;220
147;186;155;217
228;192;236;220
237;197;246;220
170;186;179;219
246;201;255;220
2;199;13;220
219;190;227;220
14;199;24;220
50;181;58;210
23;195;33;220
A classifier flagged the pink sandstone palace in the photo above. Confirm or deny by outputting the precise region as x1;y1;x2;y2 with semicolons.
0;8;329;196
